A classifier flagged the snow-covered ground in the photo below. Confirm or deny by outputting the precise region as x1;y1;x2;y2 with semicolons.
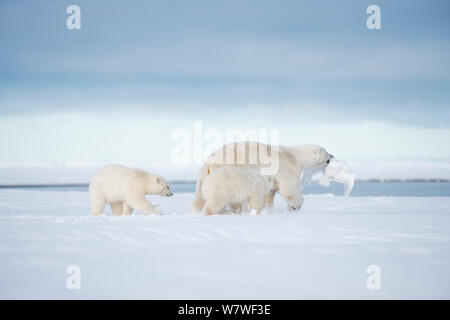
0;189;449;299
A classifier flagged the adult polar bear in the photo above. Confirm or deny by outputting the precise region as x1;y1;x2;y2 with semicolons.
192;142;333;212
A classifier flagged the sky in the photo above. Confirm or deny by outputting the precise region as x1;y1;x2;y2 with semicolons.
0;0;449;164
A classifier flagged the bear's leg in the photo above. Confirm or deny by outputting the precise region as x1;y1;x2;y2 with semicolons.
230;202;243;214
263;189;277;207
192;195;205;213
122;202;133;215
218;206;228;215
91;196;106;215
192;164;210;213
279;181;303;212
126;195;159;214
202;199;227;215
110;202;123;215
248;194;263;215
192;181;206;212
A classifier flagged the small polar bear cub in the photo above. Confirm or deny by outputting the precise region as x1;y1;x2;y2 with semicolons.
89;164;173;215
201;166;274;215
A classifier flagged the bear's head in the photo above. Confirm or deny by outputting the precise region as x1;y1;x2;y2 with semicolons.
298;145;334;169
261;175;276;195
153;176;174;197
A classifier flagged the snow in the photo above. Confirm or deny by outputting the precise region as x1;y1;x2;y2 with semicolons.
0;189;449;299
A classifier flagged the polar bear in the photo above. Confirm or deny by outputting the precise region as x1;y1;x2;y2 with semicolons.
201;166;274;215
89;164;173;215
192;142;333;213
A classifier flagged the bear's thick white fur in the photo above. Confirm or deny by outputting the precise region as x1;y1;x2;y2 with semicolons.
89;164;173;215
201;166;274;215
193;142;332;213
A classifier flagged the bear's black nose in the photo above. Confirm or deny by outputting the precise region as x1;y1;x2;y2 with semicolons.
326;154;334;164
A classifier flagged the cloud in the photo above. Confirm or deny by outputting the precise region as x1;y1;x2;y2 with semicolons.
1;80;449;128
0;0;449;162
5;38;450;80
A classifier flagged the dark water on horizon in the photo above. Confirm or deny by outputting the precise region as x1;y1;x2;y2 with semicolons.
2;182;450;197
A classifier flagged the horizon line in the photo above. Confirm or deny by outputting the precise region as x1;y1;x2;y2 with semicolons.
0;178;449;189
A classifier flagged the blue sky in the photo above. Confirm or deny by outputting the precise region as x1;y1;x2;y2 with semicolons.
0;0;449;164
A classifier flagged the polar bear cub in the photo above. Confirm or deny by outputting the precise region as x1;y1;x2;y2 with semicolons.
201;166;274;215
89;164;173;215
